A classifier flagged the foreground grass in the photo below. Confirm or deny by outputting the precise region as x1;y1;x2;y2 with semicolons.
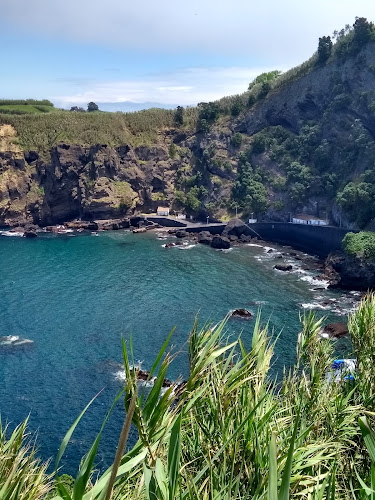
4;295;375;499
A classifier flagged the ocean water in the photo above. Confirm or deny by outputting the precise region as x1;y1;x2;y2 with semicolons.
0;229;355;474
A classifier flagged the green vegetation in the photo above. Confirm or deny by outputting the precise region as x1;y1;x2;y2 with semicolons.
0;99;56;116
343;231;375;259
174;106;184;126
113;181;139;211
0;108;174;150
87;102;99;112
5;294;375;498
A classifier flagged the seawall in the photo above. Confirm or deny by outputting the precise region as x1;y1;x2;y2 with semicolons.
245;223;356;258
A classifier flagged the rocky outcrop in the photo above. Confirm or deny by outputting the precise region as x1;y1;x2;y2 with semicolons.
324;252;375;290
0;141;191;227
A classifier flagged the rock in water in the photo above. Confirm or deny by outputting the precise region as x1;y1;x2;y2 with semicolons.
321;322;348;339
24;230;37;238
274;264;293;272
210;235;231;249
231;308;253;319
198;231;213;245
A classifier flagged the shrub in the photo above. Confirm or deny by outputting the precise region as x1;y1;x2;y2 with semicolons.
343;231;375;259
251;134;266;154
230;132;243;147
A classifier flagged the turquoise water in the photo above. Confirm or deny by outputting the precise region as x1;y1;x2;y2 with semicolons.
0;230;353;473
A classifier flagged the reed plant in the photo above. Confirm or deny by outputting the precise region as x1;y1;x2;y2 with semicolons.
5;295;375;499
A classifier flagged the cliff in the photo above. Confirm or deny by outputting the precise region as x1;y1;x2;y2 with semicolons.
1;34;375;228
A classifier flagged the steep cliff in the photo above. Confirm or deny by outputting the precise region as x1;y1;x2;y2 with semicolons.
1;36;375;227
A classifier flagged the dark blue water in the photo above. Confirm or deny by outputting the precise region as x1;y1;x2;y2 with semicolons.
0;230;352;474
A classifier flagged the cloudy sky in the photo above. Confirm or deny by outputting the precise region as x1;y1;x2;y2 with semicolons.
1;0;375;110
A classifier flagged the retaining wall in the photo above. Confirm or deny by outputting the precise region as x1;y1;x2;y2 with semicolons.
246;223;356;257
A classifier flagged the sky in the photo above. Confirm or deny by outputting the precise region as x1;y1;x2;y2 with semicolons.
1;0;375;111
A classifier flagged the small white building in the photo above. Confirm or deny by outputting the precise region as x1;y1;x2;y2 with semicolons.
248;218;257;224
292;214;328;226
157;206;170;216
177;213;186;220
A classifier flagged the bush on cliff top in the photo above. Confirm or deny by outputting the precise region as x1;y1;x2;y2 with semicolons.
343;231;375;259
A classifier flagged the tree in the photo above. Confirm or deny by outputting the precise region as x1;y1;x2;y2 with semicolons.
317;36;333;63
258;82;271;99
174;106;184;126
70;106;85;112
231;96;243;117
87;102;99;112
351;17;374;53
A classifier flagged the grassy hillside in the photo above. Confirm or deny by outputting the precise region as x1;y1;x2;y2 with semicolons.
0;99;57;115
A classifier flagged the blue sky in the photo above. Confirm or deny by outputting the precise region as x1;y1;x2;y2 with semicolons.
2;0;375;110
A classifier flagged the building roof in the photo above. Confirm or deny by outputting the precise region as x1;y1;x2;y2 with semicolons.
157;206;169;211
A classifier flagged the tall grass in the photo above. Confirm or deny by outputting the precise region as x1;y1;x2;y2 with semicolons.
5;294;375;498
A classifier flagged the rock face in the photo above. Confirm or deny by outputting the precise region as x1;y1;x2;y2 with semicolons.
0;142;187;227
324;252;375;290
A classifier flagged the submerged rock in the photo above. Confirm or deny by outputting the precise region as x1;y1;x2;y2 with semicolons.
0;335;33;348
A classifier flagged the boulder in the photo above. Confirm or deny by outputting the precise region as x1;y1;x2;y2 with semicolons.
24;230;37;238
274;264;293;272
229;234;238;242
211;235;231;249
198;231;213;245
231;308;253;319
321;322;348;338
175;230;188;238
240;234;252;243
223;218;248;237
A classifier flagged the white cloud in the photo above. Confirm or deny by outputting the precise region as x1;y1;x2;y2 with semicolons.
53;65;280;108
3;0;375;62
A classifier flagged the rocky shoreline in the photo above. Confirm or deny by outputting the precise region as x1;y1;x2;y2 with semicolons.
1;216;373;292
